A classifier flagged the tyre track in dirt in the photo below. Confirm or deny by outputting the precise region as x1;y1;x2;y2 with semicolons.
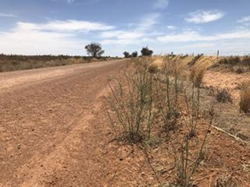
0;60;127;186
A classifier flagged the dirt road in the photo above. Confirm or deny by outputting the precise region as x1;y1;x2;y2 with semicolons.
0;60;127;186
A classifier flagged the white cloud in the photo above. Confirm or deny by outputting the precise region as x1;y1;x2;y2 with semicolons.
137;13;161;31
154;0;169;10
158;31;201;42
101;30;143;40
166;25;176;30
0;29;85;55
100;13;160;45
0;13;16;18
157;30;250;43
177;42;215;49
67;0;74;3
17;20;114;33
238;16;250;23
102;39;137;45
185;10;224;24
0;19;115;55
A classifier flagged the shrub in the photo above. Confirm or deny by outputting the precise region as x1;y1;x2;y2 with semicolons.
239;82;250;113
131;51;138;58
123;51;130;58
216;88;233;103
141;47;153;56
106;66;156;144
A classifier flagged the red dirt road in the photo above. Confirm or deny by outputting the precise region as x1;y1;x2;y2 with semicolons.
0;60;127;186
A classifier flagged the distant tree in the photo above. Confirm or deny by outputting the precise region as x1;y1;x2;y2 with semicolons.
85;43;104;58
131;51;138;58
141;47;153;56
123;51;130;58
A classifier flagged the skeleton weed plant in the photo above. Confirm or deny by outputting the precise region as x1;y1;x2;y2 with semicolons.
106;63;157;144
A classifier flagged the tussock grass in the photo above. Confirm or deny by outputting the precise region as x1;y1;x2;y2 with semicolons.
190;65;206;88
188;54;203;66
239;81;250;113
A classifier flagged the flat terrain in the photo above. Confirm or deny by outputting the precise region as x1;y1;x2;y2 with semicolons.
0;60;127;186
1;58;250;186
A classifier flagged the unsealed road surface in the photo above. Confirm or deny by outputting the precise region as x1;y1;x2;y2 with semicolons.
0;60;126;186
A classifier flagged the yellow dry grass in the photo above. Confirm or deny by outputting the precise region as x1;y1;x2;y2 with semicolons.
193;56;218;69
240;81;250;113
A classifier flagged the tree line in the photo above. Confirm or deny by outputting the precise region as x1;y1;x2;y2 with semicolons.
85;43;153;58
123;47;153;58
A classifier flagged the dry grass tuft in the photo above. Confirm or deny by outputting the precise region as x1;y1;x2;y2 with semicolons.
190;65;206;87
148;58;164;73
188;54;203;66
239;81;250;113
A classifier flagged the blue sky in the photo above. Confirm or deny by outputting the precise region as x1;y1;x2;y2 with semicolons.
0;0;250;56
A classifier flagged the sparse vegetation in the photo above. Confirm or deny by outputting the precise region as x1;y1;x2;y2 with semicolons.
0;53;118;72
0;55;86;72
106;56;216;185
2;0;250;185
215;55;250;73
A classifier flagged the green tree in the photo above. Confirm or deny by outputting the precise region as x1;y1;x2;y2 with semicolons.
85;43;104;58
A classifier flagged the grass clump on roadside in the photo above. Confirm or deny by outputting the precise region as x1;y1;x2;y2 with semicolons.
239;81;250;113
106;62;157;144
106;56;216;186
190;65;206;88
